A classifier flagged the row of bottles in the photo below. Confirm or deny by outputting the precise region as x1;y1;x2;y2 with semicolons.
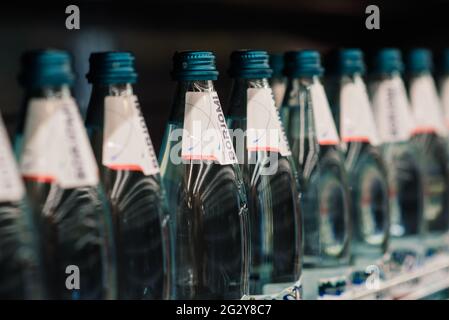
1;47;449;300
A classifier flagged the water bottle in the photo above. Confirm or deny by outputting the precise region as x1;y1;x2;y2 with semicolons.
269;53;287;109
282;50;351;299
370;49;425;272
226;50;302;299
85;52;170;299
159;51;249;299
329;49;390;268
15;50;116;299
407;49;449;253
0;112;44;299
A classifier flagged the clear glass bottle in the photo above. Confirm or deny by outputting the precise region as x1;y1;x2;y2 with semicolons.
370;49;425;274
329;49;390;269
85;52;170;299
406;49;449;254
282;50;351;299
227;50;302;298
15;50;116;299
159;51;249;299
0;112;44;299
269;53;287;109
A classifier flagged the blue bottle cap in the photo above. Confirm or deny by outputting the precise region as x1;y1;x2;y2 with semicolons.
338;48;366;75
86;51;138;84
18;49;75;88
408;48;433;74
374;48;404;74
171;51;219;81
269;53;284;78
228;50;273;79
283;50;324;78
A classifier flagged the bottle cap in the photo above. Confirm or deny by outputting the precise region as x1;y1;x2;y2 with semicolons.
283;50;324;78
374;48;404;74
18;49;75;88
408;48;433;74
338;48;366;75
171;51;219;81
86;51;138;84
269;53;284;78
228;50;272;79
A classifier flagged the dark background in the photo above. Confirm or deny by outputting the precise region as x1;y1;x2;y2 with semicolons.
1;0;448;152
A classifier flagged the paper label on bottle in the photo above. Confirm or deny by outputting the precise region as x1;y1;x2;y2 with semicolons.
103;95;160;175
20;97;99;189
440;78;449;129
182;91;237;165
247;88;291;157
409;75;447;137
371;76;415;143
340;76;381;146
271;81;286;109
310;81;340;145
0;115;25;203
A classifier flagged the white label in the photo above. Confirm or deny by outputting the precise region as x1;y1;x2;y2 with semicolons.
409;75;447;137
20;97;99;189
310;80;340;145
440;77;449;129
103;95;160;175
182;92;237;165
371;76;415;143
340;76;381;146
0;115;25;202
247;88;291;157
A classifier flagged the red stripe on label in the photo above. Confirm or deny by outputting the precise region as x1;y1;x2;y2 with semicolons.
105;164;143;172
343;136;370;143
23;175;56;183
318;140;339;146
412;127;437;135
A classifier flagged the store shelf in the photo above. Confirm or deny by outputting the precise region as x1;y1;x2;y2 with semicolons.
332;254;449;300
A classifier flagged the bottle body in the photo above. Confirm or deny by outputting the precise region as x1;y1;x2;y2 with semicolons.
86;83;170;299
16;86;116;299
370;72;426;267
333;74;390;266
283;76;351;299
159;80;249;299
0;114;44;299
227;78;302;296
408;72;449;252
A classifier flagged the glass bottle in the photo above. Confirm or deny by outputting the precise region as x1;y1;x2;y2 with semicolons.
159;51;249;299
85;52;170;299
15;50;116;299
227;50;302;299
282;50;351;299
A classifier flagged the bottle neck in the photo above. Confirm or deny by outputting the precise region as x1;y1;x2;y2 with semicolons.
18;85;72;134
228;78;270;117
170;79;215;123
283;75;318;107
86;83;134;128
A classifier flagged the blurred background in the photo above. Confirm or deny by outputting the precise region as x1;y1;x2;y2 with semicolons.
1;0;449;152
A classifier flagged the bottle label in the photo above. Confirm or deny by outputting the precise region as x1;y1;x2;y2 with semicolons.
440;77;449;129
20;97;99;189
0;115;25;202
182;91;238;165
310;80;340;145
371;76;415;143
247;88;291;156
409;75;447;137
340;76;380;146
103;95;160;175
